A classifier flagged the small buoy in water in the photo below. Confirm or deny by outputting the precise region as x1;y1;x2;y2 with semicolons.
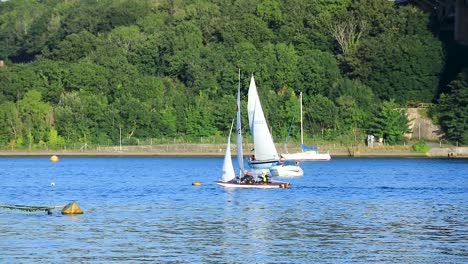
50;155;59;162
192;181;202;186
50;182;55;187
61;201;83;215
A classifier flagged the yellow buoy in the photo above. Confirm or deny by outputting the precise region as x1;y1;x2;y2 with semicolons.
192;181;202;186
61;201;83;215
50;155;59;162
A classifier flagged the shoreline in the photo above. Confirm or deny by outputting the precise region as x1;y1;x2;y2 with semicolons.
1;144;466;158
0;150;462;158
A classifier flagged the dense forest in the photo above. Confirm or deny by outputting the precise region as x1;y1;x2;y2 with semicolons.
0;0;466;150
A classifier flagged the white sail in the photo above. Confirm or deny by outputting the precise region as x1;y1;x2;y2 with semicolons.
247;75;279;161
236;70;244;177
220;119;235;182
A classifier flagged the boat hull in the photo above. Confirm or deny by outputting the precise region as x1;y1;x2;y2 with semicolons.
281;151;331;161
270;165;304;177
215;180;290;189
247;159;279;169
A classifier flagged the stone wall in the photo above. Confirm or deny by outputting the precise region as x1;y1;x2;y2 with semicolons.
406;108;443;140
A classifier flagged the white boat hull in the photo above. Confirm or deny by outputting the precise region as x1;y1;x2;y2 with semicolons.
247;159;278;169
215;180;290;189
281;151;331;161
270;165;304;177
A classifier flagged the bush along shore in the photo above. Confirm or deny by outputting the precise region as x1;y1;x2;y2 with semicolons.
0;144;466;158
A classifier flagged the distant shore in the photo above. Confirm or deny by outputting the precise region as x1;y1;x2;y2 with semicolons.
0;150;425;157
0;144;466;158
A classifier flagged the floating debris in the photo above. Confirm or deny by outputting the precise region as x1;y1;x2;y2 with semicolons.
192;181;202;186
0;201;83;215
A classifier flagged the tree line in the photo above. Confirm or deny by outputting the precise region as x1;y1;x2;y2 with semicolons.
0;0;466;150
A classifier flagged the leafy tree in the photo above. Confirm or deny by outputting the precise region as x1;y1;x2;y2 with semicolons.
258;42;299;91
304;94;339;140
66;61;110;95
297;49;341;95
257;0;283;29
17;90;52;148
0;0;48;60
434;69;468;144
356;34;443;103
159;105;177;137
332;2;444;103
185;91;217;138
266;88;298;142
411;140;429;153
0;101;20;146
184;1;221;43
48;127;65;147
0;63;43;102
44;31;100;62
370;99;410;145
53;92;85;143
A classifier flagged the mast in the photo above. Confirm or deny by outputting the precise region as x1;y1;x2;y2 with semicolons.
236;69;244;177
300;92;304;150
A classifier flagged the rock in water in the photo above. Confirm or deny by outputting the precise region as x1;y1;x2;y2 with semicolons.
61;202;83;214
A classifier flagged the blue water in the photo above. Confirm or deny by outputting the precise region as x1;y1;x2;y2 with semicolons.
0;157;467;263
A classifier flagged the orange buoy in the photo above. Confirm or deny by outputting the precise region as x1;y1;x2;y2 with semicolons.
192;181;202;186
50;155;59;162
61;201;83;214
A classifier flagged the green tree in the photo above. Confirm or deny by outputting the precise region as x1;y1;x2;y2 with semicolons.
257;0;283;29
48;127;65;147
185;91;217;138
434;70;468;144
305;94;339;140
370;99;410;145
0;101;20;146
17;90;52;148
44;31;100;62
159;106;177;137
297;49;341;95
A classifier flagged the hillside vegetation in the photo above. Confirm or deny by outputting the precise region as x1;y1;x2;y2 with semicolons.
0;0;466;149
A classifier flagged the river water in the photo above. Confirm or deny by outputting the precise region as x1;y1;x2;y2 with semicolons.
0;157;466;263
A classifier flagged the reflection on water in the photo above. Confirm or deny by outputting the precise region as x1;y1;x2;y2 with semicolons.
0;157;466;263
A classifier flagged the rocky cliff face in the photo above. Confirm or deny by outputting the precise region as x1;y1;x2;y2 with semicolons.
406;108;443;140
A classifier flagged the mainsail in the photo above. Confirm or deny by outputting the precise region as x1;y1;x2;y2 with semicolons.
247;75;279;162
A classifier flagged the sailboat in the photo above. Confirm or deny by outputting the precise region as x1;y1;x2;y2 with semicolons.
247;75;281;169
216;72;290;189
270;160;304;177
280;92;331;161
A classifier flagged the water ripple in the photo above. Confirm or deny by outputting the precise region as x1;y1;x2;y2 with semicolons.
0;157;466;263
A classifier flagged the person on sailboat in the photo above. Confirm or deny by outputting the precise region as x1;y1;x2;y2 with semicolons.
260;169;269;184
241;171;254;184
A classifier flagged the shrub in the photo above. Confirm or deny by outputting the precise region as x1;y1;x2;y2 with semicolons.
411;140;430;153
